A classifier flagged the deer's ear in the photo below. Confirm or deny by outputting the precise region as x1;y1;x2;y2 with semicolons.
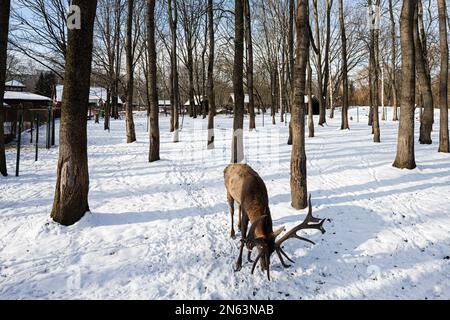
271;226;285;240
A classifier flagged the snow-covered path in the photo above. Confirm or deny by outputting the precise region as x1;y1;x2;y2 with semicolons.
1;108;449;299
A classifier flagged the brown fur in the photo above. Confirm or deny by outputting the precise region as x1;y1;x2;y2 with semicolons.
224;164;274;239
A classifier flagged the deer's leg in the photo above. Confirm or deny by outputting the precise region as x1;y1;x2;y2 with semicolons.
235;211;249;272
227;192;236;238
237;204;242;230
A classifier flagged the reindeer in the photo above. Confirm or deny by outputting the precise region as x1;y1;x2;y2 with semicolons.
224;164;326;280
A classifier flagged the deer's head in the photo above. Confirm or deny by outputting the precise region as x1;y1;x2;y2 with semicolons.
245;195;326;280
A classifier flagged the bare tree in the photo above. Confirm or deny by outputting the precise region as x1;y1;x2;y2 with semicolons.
437;0;449;153
125;0;137;143
232;0;245;163
244;0;256;130
51;0;98;225
147;0;160;162
168;0;180;142
10;0;67;78
207;0;216;149
338;0;349;130
393;0;416;170
371;0;381;142
0;0;10;177
291;0;309;210
307;59;314;138
312;0;325;127
324;0;333;117
389;0;399;121
415;0;434;145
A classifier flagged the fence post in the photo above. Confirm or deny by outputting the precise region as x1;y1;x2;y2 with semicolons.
16;110;23;177
46;107;51;149
35;114;39;162
51;107;55;146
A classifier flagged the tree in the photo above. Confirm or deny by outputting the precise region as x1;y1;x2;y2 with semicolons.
125;0;137;143
393;0;416;170
287;0;295;145
244;0;256;131
10;0;67;78
168;0;180;143
0;0;10;177
323;0;333;117
312;0;325;127
232;0;245;163
51;0;98;226
307;60;314;138
437;0;449;153
415;0;434;145
389;0;399;122
338;0;349;130
291;0;309;210
94;0;125;130
35;72;56;98
207;0;215;149
179;0;202;119
371;0;381;142
147;0;159;162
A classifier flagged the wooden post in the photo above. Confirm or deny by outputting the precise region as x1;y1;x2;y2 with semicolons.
30;114;33;144
46;107;51;149
16;110;23;177
35;114;39;162
51;107;55;146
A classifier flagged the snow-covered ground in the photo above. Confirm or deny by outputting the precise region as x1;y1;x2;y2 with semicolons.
0;107;449;300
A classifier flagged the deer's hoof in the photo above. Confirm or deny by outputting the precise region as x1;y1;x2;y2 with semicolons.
230;230;236;239
234;262;242;272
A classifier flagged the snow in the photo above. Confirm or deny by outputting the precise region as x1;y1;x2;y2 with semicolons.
55;85;123;105
3;91;51;102
0;107;449;300
5;80;26;88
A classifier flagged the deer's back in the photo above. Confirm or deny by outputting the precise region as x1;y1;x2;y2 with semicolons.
224;164;269;206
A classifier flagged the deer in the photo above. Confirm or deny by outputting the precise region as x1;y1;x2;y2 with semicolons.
224;163;326;280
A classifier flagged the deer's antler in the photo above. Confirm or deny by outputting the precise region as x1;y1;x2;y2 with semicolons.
275;195;326;267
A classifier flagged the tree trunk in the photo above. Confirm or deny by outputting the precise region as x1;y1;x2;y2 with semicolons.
291;0;309;210
339;0;349;130
232;0;245;163
287;0;295;145
125;0;136;143
438;0;449;153
389;0;399;121
372;0;381;142
187;46;196;119
324;0;333;115
104;89;111;130
414;1;434;145
169;0;180;142
147;0;160;162
244;0;255;131
51;0;98;226
308;60;314;138
0;0;10;177
207;0;215;149
393;0;416;170
313;0;325;127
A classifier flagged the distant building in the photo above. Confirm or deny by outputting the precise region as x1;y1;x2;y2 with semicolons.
158;100;171;115
229;93;250;105
2;80;52;143
54;85;123;119
54;85;123;107
5;80;27;92
184;95;204;107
